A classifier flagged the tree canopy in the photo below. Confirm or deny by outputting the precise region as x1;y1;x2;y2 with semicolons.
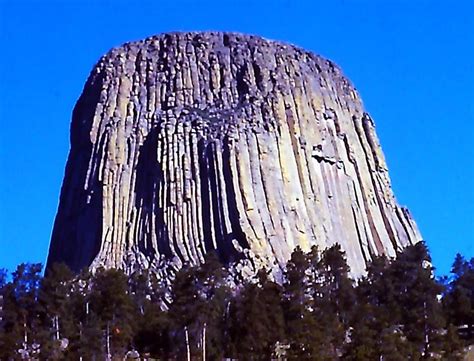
0;243;470;360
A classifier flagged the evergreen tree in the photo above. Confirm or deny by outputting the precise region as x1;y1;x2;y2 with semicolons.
129;270;152;316
0;275;21;359
11;263;43;358
343;301;379;361
345;256;413;360
168;255;230;360
134;299;170;359
319;245;355;327
0;243;471;359
65;268;103;359
391;242;446;358
89;268;136;358
168;263;202;360
0;268;7;288
283;246;322;359
444;253;474;342
441;324;465;361
131;270;171;358
310;244;355;358
37;262;74;359
229;269;285;360
195;252;232;360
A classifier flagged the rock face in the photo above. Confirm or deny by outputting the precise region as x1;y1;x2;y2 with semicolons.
47;32;421;277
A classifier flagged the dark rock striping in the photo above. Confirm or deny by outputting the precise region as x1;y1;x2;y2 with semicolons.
46;32;421;277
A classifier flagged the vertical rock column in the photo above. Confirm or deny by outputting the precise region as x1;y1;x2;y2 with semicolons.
47;32;422;276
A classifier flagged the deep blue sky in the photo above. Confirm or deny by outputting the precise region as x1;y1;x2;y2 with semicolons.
0;0;473;275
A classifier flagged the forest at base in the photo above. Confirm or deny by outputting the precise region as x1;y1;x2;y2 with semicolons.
0;242;472;360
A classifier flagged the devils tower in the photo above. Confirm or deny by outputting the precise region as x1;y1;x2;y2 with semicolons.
46;32;421;276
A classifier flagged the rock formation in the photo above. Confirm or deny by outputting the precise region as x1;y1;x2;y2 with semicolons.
47;32;422;277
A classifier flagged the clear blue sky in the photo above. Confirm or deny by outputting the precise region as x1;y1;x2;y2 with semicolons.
0;0;472;276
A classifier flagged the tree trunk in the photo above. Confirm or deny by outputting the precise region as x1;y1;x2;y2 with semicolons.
185;326;191;361
202;322;206;361
106;321;111;361
55;315;60;340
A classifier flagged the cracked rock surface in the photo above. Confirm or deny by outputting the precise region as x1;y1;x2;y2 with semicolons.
46;32;422;277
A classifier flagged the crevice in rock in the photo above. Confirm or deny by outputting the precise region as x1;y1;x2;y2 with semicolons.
47;32;421;277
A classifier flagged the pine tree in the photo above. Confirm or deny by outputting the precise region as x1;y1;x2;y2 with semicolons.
168;263;202;360
345;256;413;360
0;274;21;359
11;263;43;358
0;264;44;358
444;253;474;342
229;269;285;360
195;252;231;360
64;268;103;359
131;270;171;359
320;245;355;326
283;246;322;359
2;243;471;359
37;262;74;359
134;300;170;359
310;244;355;358
442;324;465;361
168;255;230;360
89;268;136;358
390;242;446;359
0;268;7;288
343;301;379;361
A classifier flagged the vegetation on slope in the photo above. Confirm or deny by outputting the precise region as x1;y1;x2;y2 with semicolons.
0;242;472;360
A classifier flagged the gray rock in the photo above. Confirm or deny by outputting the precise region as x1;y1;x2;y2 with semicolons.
46;32;422;278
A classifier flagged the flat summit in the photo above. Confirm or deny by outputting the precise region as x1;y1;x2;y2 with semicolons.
47;32;422;276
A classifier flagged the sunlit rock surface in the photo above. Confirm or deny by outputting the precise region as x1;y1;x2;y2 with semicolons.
46;32;421;277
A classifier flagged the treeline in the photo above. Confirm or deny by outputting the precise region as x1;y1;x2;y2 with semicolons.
0;242;472;360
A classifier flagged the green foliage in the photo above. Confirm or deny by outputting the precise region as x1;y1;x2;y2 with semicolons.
442;324;464;361
229;268;285;360
0;263;43;359
0;244;469;359
90;268;137;357
443;253;474;343
309;245;355;359
134;299;170;358
0;280;20;358
65;268;103;359
168;253;233;360
0;268;7;288
37;262;74;359
283;246;318;359
130;269;171;358
195;252;232;360
391;243;446;357
345;243;461;360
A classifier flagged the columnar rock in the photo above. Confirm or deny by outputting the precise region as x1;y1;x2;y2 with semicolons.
47;32;422;276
